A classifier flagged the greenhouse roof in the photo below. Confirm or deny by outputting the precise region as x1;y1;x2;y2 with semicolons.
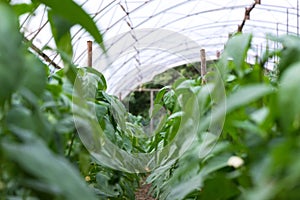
17;0;300;98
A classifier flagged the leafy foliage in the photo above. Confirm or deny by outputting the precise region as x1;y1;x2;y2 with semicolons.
1;1;300;200
146;34;300;200
0;2;138;200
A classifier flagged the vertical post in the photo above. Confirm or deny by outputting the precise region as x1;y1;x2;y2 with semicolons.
87;40;93;67
287;8;289;34
200;49;207;83
216;50;221;59
297;0;299;36
256;44;259;63
276;23;279;38
276;23;279;63
260;43;263;61
150;90;154;133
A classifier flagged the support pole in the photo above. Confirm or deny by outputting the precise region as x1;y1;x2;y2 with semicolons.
216;50;221;59
200;49;207;83
87;40;93;67
297;0;299;36
287;8;289;34
150;90;154;133
277;23;279;63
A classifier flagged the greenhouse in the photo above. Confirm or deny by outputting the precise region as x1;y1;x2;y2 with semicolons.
1;0;300;199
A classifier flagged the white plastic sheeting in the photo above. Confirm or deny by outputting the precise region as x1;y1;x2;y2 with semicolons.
17;0;300;97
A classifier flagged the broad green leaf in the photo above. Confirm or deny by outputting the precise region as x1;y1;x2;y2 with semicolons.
2;139;97;200
36;0;105;51
84;67;107;91
226;84;273;112
277;35;300;73
224;33;252;77
162;153;230;200
167;111;183;120
175;79;196;90
198;84;273;139
12;3;39;16
6;104;53;145
233;120;265;138
110;97;127;131
22;53;47;97
94;101;109;122
125;122;146;138
154;86;169;105
6;106;35;132
101;93;127;130
95;173;119;197
79;69;101;99
0;4;24;104
73;67;106;100
278;62;300;132
55;115;75;134
163;90;175;111
250;107;269;125
48;10;73;57
55;52;78;84
199;174;240;200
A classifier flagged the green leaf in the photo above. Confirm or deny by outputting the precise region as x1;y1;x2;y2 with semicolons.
199;174;240;200
2;139;97;200
0;3;25;104
6;106;35;133
94;101;109;122
37;0;105;51
48;10;73;57
250;107;269;125
201;84;273;137
154;86;169;105
278;62;300;131
163;90;176;111
95;173;120;197
224;33;252;77
84;67;107;91
12;3;39;16
277;35;300;73
22;53;47;97
78;68;101;99
226;84;273;112
161;154;230;200
109;96;127;131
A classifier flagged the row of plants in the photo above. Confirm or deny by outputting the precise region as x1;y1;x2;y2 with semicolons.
146;33;300;199
1;0;300;199
0;1;142;199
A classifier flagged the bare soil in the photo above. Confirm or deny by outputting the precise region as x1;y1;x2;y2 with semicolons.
135;178;156;200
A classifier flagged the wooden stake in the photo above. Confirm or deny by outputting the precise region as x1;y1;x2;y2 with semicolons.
87;41;93;67
216;50;221;59
150;90;154;133
200;49;207;83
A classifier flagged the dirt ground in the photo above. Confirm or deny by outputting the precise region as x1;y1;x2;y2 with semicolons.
135;179;156;200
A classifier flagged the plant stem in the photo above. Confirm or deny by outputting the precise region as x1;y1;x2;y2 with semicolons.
67;133;76;158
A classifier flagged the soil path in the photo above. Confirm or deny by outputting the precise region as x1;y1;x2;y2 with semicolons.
135;178;156;200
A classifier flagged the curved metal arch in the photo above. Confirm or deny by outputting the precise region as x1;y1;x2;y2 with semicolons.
92;20;286;79
18;0;300;98
74;2;299;67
